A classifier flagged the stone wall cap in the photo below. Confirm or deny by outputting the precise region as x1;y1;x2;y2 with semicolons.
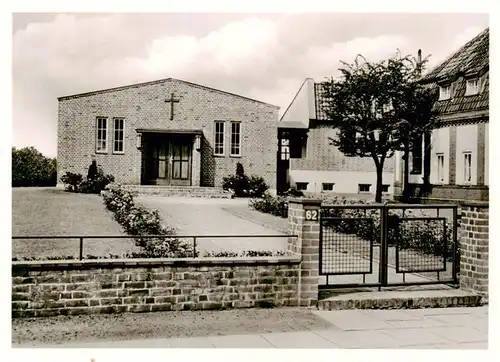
460;200;489;208
12;256;302;270
288;198;322;205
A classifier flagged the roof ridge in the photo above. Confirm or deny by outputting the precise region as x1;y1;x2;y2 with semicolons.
422;27;489;83
58;77;279;108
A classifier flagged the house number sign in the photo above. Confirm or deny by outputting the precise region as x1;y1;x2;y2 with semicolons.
305;209;319;221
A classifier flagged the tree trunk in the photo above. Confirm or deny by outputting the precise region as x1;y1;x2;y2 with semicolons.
375;161;385;203
402;141;410;201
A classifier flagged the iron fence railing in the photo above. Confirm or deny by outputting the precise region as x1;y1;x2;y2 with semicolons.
12;234;297;260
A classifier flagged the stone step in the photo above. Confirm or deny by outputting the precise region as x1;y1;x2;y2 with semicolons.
121;185;233;198
317;288;484;311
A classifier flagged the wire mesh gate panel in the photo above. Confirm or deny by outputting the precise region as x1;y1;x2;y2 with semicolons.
319;204;459;289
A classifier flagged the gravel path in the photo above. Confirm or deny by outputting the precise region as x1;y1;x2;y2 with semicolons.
222;204;289;233
12;308;334;347
135;196;288;254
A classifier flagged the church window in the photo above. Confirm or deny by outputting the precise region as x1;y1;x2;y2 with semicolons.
230;122;241;156
113;118;124;154
214;121;225;156
96;117;108;153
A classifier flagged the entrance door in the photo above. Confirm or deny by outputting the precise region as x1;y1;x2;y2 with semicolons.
169;139;191;186
150;136;192;186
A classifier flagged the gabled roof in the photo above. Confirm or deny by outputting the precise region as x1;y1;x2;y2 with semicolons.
58;77;279;108
421;28;489;83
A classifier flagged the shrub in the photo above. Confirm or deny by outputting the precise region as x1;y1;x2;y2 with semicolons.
79;168;115;194
61;164;114;194
203;250;287;258
102;184;195;258
247;175;269;198
60;172;83;192
222;163;269;198
249;192;288;218
283;188;304;197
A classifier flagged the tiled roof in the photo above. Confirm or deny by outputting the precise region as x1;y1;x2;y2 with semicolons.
314;28;489;120
314;83;329;120
421;28;489;83
422;28;489;116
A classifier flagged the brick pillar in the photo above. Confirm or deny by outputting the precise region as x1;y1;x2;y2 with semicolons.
192;135;201;186
459;201;489;298
287;198;321;307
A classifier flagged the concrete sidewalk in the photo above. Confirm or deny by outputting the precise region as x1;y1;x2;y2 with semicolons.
19;306;488;349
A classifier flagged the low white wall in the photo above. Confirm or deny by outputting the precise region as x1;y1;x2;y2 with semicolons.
289;170;394;194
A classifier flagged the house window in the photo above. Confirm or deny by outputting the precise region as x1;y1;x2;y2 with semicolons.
96;117;108;153
439;85;451;100
113;118;124;154
463;152;472;183
230;122;241;156
214;121;225;156
280;139;290;160
322;183;334;191
411;135;423;174
465;79;479;96
382;184;390;193
296;182;308;191
358;184;371;193
437;153;445;183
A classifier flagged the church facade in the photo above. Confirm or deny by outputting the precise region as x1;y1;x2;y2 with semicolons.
57;78;279;189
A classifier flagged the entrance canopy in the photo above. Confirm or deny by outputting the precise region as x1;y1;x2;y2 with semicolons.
136;128;203;135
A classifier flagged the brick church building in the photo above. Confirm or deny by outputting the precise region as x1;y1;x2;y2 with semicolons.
57;78;279;190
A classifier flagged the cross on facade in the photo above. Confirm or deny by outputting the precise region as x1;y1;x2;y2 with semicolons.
165;92;180;120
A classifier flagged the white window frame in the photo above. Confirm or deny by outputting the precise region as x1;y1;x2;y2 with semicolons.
113;118;125;154
96;117;108;154
296;182;308;191
230;121;241;157
322;183;335;192
436;153;445;183
280;138;290;160
382;184;390;194
465;79;479;96
439;85;451;100
463;151;472;183
358;184;371;193
214;121;225;156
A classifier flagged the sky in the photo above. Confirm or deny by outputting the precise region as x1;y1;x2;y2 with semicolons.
12;12;489;158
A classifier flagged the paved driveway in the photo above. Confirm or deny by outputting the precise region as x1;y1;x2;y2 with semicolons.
135;196;288;254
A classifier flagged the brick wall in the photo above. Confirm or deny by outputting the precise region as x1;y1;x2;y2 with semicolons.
290;126;394;173
459;202;489;298
58;78;279;189
12;257;300;318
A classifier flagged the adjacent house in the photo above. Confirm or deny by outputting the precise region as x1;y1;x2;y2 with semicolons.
57;78;279;190
277;78;394;196
393;28;489;202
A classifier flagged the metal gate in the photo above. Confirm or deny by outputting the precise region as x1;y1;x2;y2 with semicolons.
319;203;459;289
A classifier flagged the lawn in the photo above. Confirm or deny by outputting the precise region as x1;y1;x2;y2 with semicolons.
12;188;140;260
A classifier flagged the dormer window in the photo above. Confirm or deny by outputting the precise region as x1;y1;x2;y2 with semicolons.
439;85;451;100
465;79;479;96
